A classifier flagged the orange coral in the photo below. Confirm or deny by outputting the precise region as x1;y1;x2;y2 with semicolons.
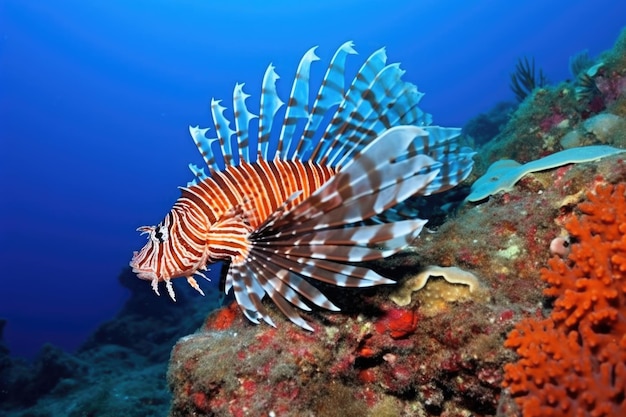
503;183;626;417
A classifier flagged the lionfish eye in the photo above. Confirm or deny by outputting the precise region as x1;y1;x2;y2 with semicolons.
153;224;168;243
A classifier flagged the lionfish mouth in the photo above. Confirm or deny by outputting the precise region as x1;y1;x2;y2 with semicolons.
129;252;158;281
133;269;158;281
129;251;188;301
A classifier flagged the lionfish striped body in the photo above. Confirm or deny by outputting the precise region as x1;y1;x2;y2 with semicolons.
130;42;475;330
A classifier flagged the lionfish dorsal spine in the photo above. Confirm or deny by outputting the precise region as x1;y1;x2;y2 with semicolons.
276;46;319;159
308;47;388;164
188;126;215;175
417;126;476;195
187;42;435;177
258;64;283;161
209;98;236;168
232;82;257;165
324;62;418;169
325;63;408;167
293;41;357;160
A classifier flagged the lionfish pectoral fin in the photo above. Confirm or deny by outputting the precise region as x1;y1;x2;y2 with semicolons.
227;127;441;330
229;263;275;327
273;126;440;231
186;276;205;296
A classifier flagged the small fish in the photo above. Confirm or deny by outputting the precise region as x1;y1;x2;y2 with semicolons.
130;42;474;330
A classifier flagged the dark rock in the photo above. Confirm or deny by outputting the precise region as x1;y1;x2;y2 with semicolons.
463;101;516;146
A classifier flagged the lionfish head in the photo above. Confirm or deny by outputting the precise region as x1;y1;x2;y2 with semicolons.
129;212;209;300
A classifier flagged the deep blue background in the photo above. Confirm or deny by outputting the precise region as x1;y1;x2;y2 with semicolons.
0;0;623;359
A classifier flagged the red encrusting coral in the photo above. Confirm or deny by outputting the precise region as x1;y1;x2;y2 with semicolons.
203;301;240;331
373;307;420;339
503;183;626;417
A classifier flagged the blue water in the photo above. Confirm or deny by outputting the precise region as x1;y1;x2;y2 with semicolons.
0;0;623;359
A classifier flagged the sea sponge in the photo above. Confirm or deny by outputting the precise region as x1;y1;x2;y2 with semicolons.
390;265;485;310
466;145;625;202
582;113;624;142
502;183;626;417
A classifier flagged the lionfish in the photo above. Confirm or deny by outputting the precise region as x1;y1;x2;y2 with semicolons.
130;42;474;330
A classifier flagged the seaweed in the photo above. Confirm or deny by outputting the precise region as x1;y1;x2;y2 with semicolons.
510;56;548;102
569;49;594;78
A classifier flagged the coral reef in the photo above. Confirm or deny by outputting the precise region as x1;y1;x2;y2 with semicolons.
463;101;516;146
164;35;626;410
503;183;626;417
476;28;626;174
168;288;508;417
0;268;212;417
166;152;626;417
569;49;595;79
1;320;89;409
560;113;626;149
